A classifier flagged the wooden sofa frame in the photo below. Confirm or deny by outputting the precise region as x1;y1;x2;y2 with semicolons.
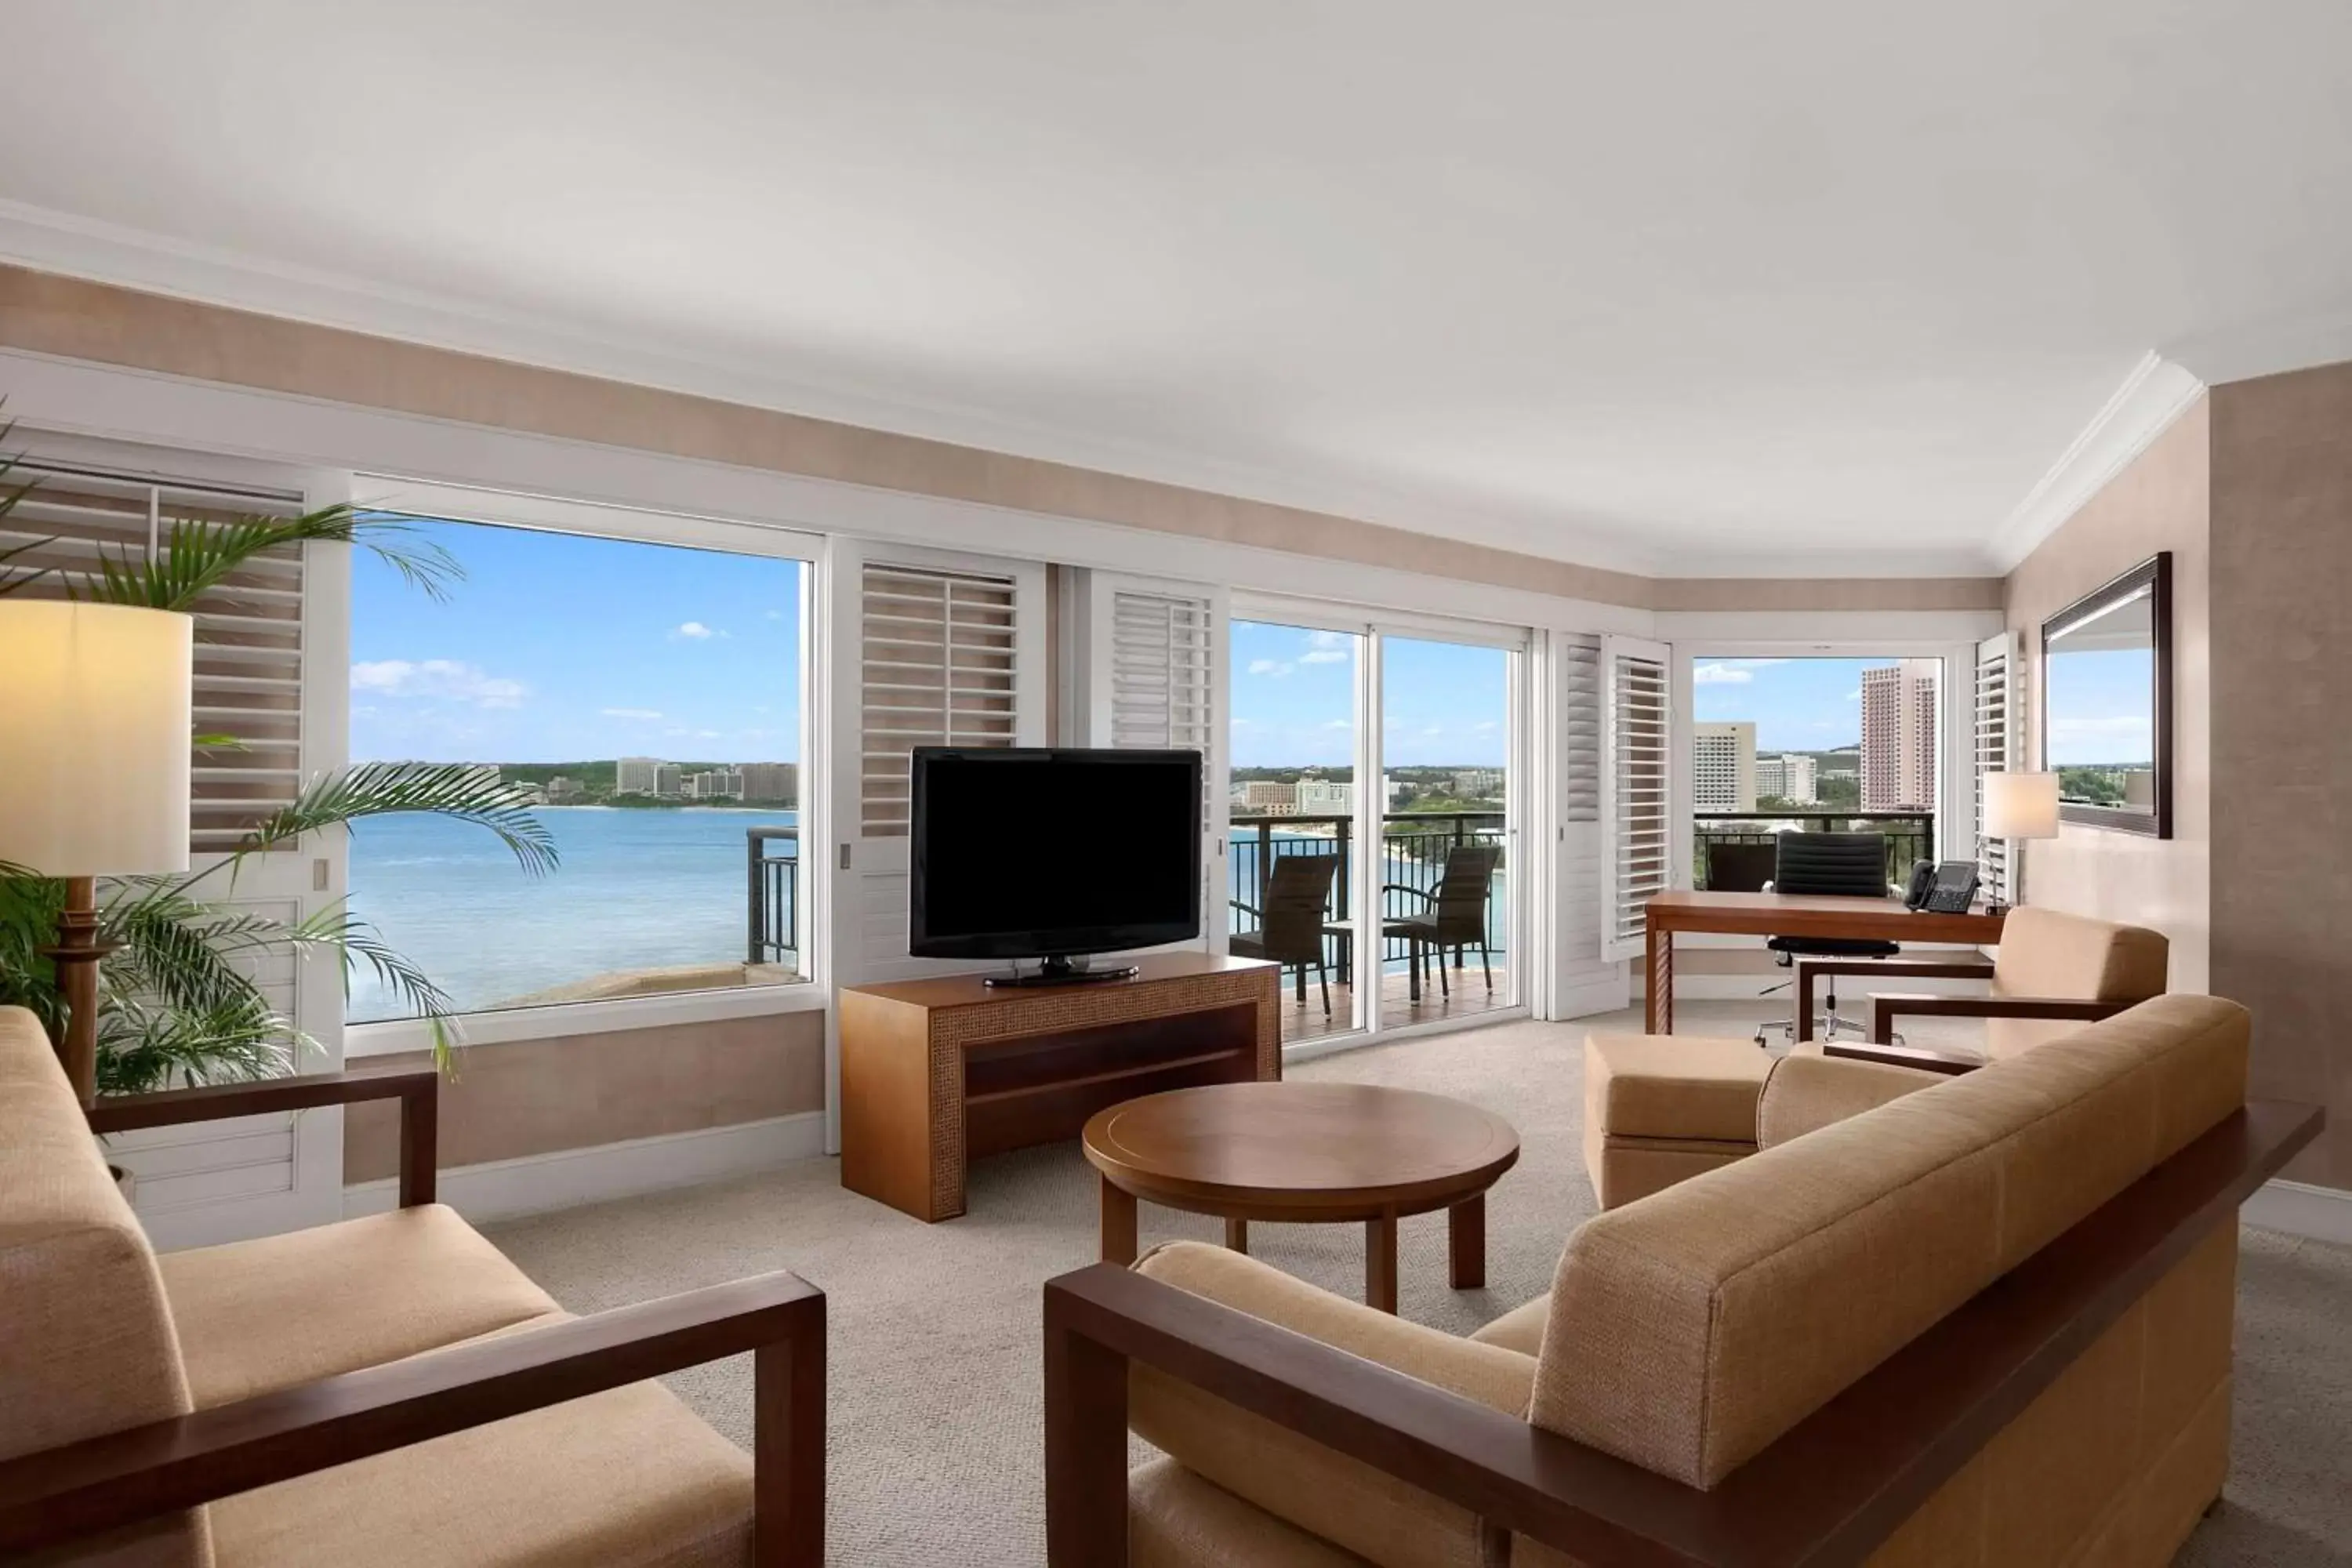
0;1067;826;1567
1043;1099;2320;1567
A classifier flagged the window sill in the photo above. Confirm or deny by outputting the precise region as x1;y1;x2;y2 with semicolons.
344;978;827;1058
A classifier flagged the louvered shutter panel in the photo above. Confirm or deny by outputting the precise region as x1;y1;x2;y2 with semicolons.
2;463;307;855
1975;630;2021;905
859;562;1018;836
1599;636;1671;962
1555;634;1606;969
1106;589;1213;753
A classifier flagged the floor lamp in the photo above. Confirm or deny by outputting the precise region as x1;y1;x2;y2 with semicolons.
0;601;194;1106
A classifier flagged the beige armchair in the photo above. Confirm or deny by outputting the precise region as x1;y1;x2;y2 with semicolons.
1046;996;2319;1567
0;1006;822;1566
1795;902;2169;1068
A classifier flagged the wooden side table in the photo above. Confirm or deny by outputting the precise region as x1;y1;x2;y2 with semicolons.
1081;1081;1520;1312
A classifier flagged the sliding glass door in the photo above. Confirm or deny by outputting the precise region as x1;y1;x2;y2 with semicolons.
1229;606;1525;1050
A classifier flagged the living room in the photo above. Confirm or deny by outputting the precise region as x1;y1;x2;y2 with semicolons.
2;6;2347;1566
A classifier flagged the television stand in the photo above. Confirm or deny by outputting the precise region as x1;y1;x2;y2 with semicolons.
840;953;1280;1222
983;955;1140;988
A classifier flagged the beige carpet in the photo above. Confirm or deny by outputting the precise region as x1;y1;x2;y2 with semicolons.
485;1000;2352;1566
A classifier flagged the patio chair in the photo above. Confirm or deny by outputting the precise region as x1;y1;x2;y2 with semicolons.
1385;841;1501;1000
1229;853;1343;1014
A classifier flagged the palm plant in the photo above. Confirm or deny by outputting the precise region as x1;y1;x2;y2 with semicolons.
0;419;554;1092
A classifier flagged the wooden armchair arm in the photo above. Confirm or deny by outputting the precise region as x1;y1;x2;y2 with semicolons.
1044;1102;2324;1567
1870;994;2136;1045
88;1066;441;1209
1792;957;1993;1043
0;1269;825;1566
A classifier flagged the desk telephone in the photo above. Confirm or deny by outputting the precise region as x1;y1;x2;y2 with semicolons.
1904;858;1980;914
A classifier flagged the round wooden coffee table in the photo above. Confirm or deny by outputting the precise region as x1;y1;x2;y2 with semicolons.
1080;1082;1520;1313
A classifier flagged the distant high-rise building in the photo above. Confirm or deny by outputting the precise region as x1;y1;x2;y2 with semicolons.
1756;753;1818;805
739;761;797;803
615;756;660;795
1692;722;1757;812
685;768;744;800
655;763;684;798
1861;659;1940;811
1239;780;1298;815
546;775;584;803
1451;768;1504;799
1294;779;1353;814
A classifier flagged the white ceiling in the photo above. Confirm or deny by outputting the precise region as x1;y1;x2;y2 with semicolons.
4;1;2350;577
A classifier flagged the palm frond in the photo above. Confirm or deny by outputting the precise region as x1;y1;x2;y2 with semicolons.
285;903;465;1073
102;886;292;1022
234;761;559;875
64;504;463;612
0;415;57;598
95;993;303;1097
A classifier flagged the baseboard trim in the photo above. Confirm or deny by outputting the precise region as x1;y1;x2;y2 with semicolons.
2241;1178;2352;1246
343;1111;827;1224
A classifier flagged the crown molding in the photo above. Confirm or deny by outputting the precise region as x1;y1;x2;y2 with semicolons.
0;198;1668;577
1985;352;2205;575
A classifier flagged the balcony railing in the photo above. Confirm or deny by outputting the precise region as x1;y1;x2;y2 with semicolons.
1693;811;1934;891
746;826;800;967
1229;811;1507;975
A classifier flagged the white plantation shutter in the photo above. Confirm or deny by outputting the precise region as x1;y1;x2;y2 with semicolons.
1105;589;1213;752
1555;634;1606;967
858;561;1019;836
1975;630;2021;904
1599;635;1671;962
2;463;308;855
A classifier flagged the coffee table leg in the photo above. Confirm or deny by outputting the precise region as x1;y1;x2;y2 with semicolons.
1365;1211;1399;1313
1099;1177;1138;1266
1224;1217;1249;1254
1448;1193;1486;1290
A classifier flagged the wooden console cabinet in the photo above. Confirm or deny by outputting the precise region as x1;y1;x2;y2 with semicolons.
840;953;1281;1222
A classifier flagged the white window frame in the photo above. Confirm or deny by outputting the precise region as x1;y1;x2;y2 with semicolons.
341;480;829;1058
1229;593;1535;1058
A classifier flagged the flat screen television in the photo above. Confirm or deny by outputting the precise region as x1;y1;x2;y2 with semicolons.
909;746;1201;984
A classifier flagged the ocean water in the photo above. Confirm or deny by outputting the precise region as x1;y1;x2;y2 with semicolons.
346;807;799;1020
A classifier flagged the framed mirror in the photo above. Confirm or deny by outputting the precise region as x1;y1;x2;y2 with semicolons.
2040;552;2172;837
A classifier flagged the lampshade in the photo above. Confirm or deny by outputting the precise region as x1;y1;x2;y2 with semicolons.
0;601;194;876
1983;771;2060;841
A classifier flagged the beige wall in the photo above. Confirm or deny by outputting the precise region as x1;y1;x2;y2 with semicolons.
2003;400;2212;995
2210;361;2352;1189
343;1009;826;1184
0;263;2002;614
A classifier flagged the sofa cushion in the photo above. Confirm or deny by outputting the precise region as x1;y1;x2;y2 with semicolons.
0;1007;209;1568
160;1204;561;1408
1130;1241;1535;1568
1584;1033;1772;1144
1467;1294;1549;1358
1755;1054;1948;1149
1530;995;2249;1490
209;1370;753;1568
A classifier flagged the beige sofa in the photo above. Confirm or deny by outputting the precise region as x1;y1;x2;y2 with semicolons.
1044;994;2314;1566
0;1006;822;1566
1582;905;2169;1209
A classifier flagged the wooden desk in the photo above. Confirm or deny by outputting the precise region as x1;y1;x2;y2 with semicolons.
1642;891;2007;1034
840;953;1280;1222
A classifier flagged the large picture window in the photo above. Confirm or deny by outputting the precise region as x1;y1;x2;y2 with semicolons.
347;515;810;1022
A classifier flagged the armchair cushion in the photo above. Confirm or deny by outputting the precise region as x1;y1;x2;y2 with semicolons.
1131;1457;1370;1568
1755;1054;1950;1149
1582;1033;1771;1144
1130;1241;1534;1568
1466;1294;1550;1359
159;1204;561;1408
208;1342;753;1568
1987;906;2168;1059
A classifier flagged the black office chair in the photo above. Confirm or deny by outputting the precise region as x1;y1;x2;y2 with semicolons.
1755;831;1896;1046
1702;840;1777;893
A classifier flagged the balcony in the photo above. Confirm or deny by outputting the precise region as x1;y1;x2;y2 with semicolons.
1693;811;1935;891
746;826;801;968
1230;810;1512;1043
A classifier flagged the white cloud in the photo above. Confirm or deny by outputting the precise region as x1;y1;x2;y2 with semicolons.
764;610;783;622
1693;662;1752;685
1843;689;1862;701
350;659;526;710
601;706;662;720
1472;720;1498;731
1322;719;1352;731
1422;725;1445;737
695;729;722;739
1298;649;1348;665
1246;657;1294;677
671;621;728;641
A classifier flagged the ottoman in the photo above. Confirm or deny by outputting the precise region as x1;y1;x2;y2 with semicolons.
1582;1033;1773;1209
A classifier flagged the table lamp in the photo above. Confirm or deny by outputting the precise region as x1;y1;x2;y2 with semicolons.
0;601;194;1105
1981;770;2060;914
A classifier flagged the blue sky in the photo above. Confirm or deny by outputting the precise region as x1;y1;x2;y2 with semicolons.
2044;648;2155;765
1229;622;1508;768
350;517;804;764
1690;656;1889;750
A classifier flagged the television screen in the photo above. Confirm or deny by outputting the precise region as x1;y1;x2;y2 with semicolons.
910;747;1202;960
